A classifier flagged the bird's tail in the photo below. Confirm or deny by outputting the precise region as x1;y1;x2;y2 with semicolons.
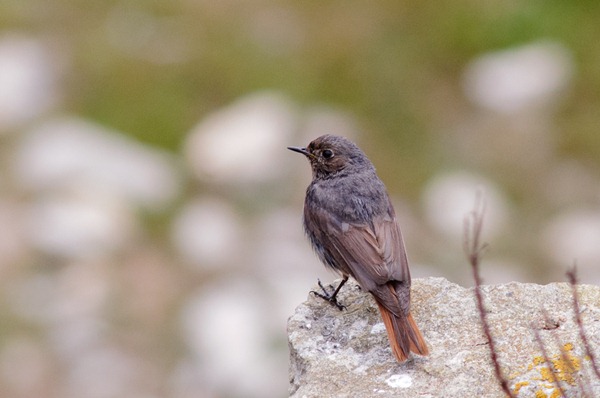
376;301;429;362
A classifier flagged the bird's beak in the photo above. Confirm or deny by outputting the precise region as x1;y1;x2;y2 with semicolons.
287;146;311;157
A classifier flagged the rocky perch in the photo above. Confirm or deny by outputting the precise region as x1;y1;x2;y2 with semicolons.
288;277;600;397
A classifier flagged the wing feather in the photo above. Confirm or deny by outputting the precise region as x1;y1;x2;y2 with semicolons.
304;201;411;317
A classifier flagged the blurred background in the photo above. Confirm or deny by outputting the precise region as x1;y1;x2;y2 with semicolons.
1;1;600;397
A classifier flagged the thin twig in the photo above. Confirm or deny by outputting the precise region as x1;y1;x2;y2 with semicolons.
545;309;577;398
532;321;568;398
567;266;600;381
464;192;514;398
548;312;590;398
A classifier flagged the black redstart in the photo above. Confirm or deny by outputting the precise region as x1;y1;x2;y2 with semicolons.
288;134;429;362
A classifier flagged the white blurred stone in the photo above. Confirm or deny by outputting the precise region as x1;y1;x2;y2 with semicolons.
541;209;600;283
463;41;573;114
0;33;61;131
13;117;181;211
422;171;510;243
185;92;297;184
181;279;283;398
24;188;136;258
4;263;143;397
170;198;243;269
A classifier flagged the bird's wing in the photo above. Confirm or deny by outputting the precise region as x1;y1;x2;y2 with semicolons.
304;202;411;317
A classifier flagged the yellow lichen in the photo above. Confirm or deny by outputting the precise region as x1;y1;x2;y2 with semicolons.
550;390;562;398
512;381;530;395
532;356;545;366
549;344;580;385
514;342;585;396
538;366;556;383
529;344;581;386
563;343;573;351
535;390;547;398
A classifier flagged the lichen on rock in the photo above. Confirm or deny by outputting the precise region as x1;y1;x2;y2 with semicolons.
288;277;600;397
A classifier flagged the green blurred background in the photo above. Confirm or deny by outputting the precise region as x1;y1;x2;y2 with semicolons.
2;1;599;182
1;1;600;397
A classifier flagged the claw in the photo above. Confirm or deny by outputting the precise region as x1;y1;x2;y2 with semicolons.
309;276;349;311
310;290;346;310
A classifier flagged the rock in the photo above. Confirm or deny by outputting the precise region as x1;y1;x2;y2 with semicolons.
288;277;600;397
185;91;296;185
14;117;181;211
462;41;573;115
0;33;61;132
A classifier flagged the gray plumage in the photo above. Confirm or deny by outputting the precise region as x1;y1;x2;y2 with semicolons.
288;134;429;362
300;135;410;317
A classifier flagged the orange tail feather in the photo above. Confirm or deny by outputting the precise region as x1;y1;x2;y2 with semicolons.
376;301;429;362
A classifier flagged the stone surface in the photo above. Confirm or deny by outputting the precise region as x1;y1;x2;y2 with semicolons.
288;277;600;397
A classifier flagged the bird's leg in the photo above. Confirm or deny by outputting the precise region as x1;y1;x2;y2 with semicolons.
310;275;349;310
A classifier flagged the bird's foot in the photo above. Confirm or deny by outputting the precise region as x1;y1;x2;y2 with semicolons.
310;278;347;311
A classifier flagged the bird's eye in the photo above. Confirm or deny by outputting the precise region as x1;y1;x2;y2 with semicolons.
322;149;334;159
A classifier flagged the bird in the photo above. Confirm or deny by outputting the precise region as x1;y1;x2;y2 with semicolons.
288;134;429;362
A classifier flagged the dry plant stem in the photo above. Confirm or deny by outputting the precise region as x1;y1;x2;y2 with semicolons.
545;309;590;398
532;323;568;398
567;267;600;381
464;194;515;398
